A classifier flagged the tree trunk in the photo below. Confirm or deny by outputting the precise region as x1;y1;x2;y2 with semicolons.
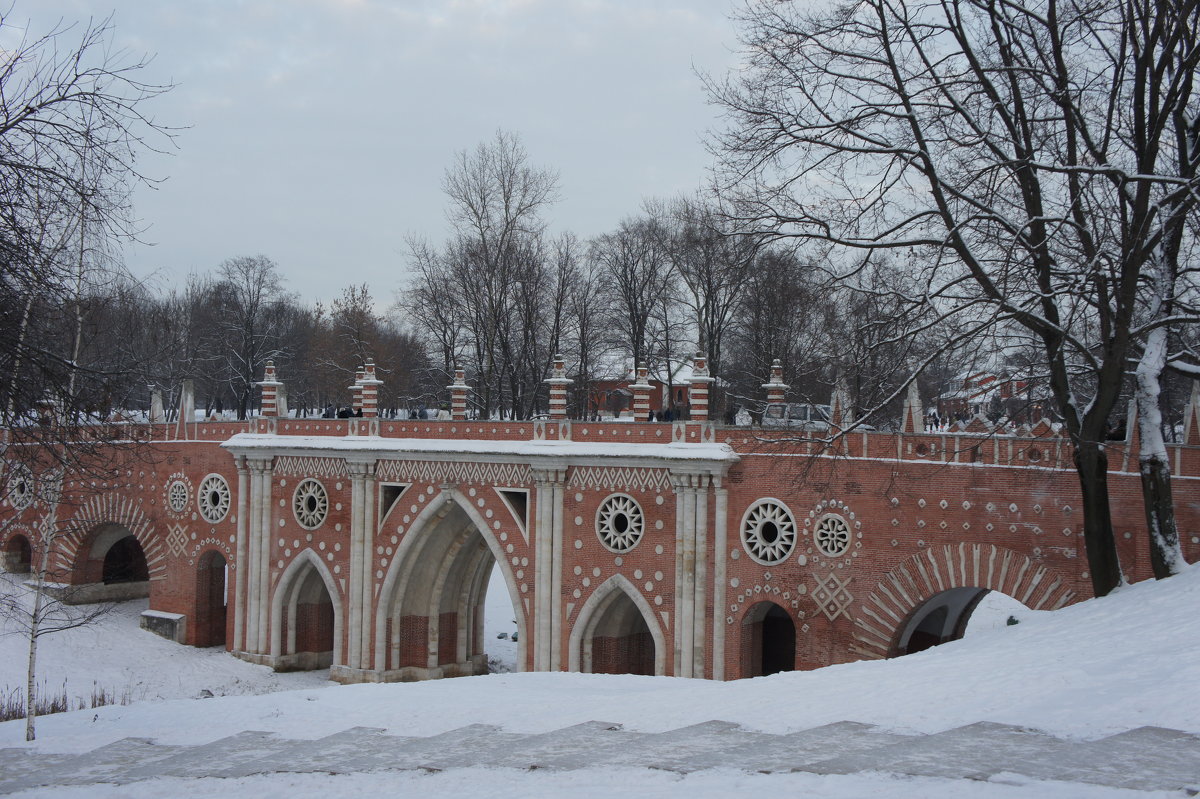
1140;453;1184;578
25;578;43;742
4;293;35;420
1134;314;1186;578
1074;441;1123;597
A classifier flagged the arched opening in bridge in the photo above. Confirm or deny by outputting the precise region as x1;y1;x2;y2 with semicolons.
741;601;795;677
894;586;1007;656
56;524;152;603
483;563;519;672
194;551;227;648
2;534;31;573
102;535;149;584
278;560;336;670
379;497;523;680
582;588;656;676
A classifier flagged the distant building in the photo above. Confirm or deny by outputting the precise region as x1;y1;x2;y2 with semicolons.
936;371;1051;425
582;356;710;418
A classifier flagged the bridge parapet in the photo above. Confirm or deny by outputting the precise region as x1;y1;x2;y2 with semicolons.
12;412;1200;479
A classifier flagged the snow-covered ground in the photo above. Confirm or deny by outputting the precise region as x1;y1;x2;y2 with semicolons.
2;564;1199;798
0;566;520;706
0;575;332;706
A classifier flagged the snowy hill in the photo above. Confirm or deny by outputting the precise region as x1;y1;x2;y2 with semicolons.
1;565;1198;797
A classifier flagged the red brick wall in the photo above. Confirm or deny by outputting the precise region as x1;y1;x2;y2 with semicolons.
438;611;458;665
398;615;428;668
591;631;655;675
294;600;334;654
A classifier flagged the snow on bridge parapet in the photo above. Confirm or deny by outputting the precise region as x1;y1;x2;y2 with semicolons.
221;432;740;474
127;402;1200;479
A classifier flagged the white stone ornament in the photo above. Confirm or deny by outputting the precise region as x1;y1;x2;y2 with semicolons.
814;514;852;557
293;478;329;530
6;463;33;511
167;480;190;514
197;474;231;524
596;493;644;553
741;500;797;565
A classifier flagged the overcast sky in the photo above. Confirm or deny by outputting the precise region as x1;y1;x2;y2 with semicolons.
12;1;742;304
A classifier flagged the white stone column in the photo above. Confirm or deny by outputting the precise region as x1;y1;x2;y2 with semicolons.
255;460;272;655
361;466;375;669
243;458;272;656
672;474;697;678
347;460;374;671
550;472;565;671
532;470;552;671
712;479;728;681
233;458;249;652
692;474;709;678
672;476;685;676
244;464;259;654
681;478;697;678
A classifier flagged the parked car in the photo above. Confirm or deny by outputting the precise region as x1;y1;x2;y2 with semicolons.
761;402;832;430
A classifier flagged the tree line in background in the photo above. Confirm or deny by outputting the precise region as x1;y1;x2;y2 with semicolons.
6;127;992;428
402;131;1005;426
10;126;1199;439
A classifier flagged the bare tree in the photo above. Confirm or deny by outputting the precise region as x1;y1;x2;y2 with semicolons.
213;256;293;419
560;234;612;418
0;10;172;418
330;284;382;370
402;236;466;384
664;195;762;381
592;213;676;373
0;12;173;738
1;468;114;742
708;0;1200;595
401;131;560;419
0;8;171;737
726;247;824;407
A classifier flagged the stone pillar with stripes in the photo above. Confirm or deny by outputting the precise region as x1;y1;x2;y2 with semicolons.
545;354;572;420
256;360;283;417
629;363;653;422
762;358;788;406
688;352;714;421
349;366;365;415
359;359;383;418
449;367;469;421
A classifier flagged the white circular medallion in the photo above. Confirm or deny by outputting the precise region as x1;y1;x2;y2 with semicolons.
813;513;852;557
197;474;231;523
166;479;190;514
595;493;644;553
740;499;796;565
6;463;33;511
292;478;329;530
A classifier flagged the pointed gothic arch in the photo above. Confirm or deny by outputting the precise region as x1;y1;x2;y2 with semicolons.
373;487;526;679
270;548;343;670
569;573;665;676
851;543;1077;660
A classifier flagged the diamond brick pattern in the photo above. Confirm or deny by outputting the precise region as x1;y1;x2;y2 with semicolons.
812;571;854;621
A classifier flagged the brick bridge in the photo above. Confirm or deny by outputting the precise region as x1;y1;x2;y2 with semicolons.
3;359;1198;681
